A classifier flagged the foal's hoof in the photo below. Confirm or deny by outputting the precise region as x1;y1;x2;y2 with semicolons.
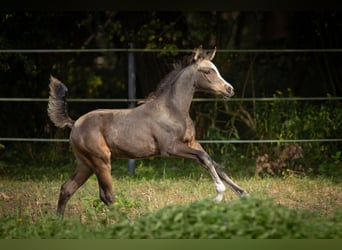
240;192;250;198
214;193;224;202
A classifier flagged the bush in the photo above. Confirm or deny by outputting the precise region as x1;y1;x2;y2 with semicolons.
108;197;342;238
1;197;342;238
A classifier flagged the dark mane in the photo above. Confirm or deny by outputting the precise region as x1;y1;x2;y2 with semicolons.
143;64;184;102
143;49;211;103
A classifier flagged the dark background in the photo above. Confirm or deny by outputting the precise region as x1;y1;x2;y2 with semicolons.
0;11;341;176
1;11;341;133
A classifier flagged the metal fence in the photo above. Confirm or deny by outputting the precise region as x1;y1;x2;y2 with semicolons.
1;97;342;144
1;48;342;144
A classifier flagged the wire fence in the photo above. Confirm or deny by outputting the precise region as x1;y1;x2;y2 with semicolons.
1;48;341;144
0;97;341;144
1;48;342;53
1;97;342;102
1;138;342;144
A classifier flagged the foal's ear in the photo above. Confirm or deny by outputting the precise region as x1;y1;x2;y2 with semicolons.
208;47;217;61
193;45;203;61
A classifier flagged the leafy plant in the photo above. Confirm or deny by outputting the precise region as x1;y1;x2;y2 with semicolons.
108;197;342;239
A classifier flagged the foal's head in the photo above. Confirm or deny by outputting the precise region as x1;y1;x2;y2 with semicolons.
189;47;234;98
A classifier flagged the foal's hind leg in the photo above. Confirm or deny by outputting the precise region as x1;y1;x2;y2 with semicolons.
57;159;93;216
84;153;115;206
94;159;115;206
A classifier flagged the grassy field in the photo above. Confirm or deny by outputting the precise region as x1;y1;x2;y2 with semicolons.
1;159;342;238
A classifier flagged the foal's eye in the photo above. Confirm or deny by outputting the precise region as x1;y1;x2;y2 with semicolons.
202;69;210;75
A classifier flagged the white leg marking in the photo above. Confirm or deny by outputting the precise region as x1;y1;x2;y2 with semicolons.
215;192;224;202
214;181;226;202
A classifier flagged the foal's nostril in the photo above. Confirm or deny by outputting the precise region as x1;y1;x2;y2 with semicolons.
226;85;234;96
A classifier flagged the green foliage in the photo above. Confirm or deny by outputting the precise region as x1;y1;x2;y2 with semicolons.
136;16;184;52
318;150;342;176
255;91;342;142
252;93;342;176
1;198;342;238
194;89;342;177
191;95;342;177
112;197;342;239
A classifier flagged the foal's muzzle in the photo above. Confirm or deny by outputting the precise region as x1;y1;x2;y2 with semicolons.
223;83;234;98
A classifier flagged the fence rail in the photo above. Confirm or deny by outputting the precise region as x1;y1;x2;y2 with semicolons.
1;48;342;53
1;97;341;144
1;97;342;102
0;138;342;144
1;47;341;145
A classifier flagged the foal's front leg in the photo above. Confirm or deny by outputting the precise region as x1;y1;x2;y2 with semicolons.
199;153;227;202
188;141;249;197
212;161;249;196
169;142;227;201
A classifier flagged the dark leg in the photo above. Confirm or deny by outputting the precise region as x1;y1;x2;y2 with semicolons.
95;165;115;205
57;160;93;217
83;151;115;206
75;139;114;207
168;141;226;201
212;162;249;196
184;141;248;198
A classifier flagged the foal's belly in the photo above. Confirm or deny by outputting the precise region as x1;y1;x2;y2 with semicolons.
106;127;159;159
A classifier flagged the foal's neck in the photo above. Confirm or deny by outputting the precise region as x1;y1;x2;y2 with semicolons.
169;66;196;114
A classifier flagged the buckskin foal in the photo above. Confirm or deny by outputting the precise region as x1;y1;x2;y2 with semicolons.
48;47;248;216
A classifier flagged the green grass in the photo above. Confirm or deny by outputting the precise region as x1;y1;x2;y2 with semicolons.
1;158;342;238
1;197;342;239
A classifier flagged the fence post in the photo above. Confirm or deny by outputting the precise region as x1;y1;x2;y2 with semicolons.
127;42;136;175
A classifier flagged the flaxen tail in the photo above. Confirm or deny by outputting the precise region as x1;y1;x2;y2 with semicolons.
48;76;75;128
